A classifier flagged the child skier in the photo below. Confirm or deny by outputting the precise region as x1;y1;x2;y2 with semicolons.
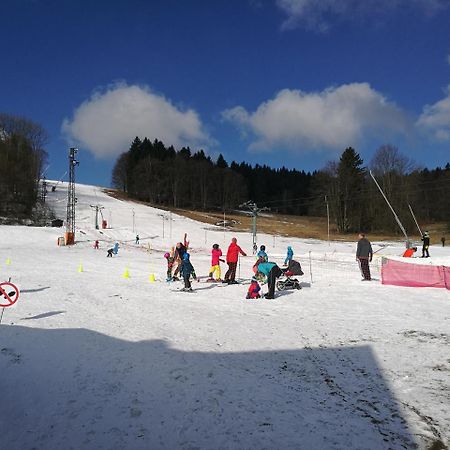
257;245;268;262
180;252;194;291
208;244;223;282
164;252;176;281
93;240;99;249
246;277;261;299
284;246;294;265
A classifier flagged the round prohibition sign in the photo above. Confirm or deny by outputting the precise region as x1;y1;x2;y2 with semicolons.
0;282;20;307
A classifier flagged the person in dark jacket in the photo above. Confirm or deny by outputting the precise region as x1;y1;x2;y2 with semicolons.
173;242;187;277
421;231;430;257
256;261;283;299
180;252;194;291
356;233;373;281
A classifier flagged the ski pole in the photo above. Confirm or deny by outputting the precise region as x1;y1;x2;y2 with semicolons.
309;251;313;284
238;257;241;280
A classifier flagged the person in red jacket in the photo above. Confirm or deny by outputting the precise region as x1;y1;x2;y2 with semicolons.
402;247;417;257
223;237;247;284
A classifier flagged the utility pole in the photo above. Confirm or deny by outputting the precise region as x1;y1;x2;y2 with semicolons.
41;177;47;203
90;204;104;230
239;201;270;253
66;148;79;245
325;195;330;246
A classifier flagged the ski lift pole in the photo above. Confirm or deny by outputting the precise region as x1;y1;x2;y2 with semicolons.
369;170;409;243
309;251;313;284
408;203;423;237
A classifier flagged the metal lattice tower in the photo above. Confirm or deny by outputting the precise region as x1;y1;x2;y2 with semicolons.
40;177;47;203
239;201;270;253
66;148;79;240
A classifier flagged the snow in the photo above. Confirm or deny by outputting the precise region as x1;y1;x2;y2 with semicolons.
1;182;449;450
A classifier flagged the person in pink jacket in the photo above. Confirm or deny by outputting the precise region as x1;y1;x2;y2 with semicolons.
223;237;247;284
207;244;223;281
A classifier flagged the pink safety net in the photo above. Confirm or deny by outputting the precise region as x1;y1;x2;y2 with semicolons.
381;258;450;290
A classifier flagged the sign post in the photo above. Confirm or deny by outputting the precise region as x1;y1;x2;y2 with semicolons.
0;281;20;325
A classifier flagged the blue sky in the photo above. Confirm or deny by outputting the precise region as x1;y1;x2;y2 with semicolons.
1;0;450;186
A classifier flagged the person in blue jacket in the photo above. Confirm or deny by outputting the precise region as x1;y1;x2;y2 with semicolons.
257;245;268;262
113;242;120;255
180;252;194;291
284;246;293;265
256;261;283;299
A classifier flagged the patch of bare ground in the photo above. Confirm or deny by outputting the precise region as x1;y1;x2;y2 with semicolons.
103;189;447;242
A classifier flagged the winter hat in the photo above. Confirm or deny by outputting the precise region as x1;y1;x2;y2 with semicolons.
260;245;266;251
164;252;170;259
213;243;219;250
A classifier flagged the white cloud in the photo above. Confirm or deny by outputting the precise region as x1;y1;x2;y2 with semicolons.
222;83;410;153
276;0;448;31
62;83;211;159
417;85;450;141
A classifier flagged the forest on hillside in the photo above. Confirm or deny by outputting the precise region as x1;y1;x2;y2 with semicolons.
0;113;48;222
112;137;450;234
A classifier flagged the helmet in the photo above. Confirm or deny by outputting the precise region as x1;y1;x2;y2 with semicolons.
213;243;219;249
164;252;170;258
260;245;266;251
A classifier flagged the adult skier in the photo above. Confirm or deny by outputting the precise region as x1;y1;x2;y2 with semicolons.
223;237;247;284
421;231;430;258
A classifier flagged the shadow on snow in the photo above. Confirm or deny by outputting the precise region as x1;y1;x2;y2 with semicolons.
0;325;416;450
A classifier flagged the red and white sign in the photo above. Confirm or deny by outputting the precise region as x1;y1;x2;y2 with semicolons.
0;282;20;307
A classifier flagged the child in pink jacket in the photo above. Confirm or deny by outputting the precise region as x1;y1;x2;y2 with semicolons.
208;244;223;281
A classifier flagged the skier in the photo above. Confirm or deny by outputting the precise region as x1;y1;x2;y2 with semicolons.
164;252;176;281
441;236;446;247
356;233;373;281
421;231;430;258
135;234;140;244
256;261;283;299
284;246;294;265
180;252;194;291
106;248;114;257
246;277;261;299
113;242;119;255
173;242;187;278
93;240;99;250
208;244;223;282
257;245;268;263
223;237;247;284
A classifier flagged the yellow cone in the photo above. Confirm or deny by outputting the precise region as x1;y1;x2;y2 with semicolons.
6;258;11;266
123;267;130;279
78;261;83;273
148;273;156;282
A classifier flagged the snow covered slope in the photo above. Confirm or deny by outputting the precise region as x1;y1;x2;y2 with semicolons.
0;182;449;450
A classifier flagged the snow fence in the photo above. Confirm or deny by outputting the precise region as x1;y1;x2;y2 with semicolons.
381;257;450;290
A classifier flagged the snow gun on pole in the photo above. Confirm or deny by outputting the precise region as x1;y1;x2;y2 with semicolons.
369;170;410;246
407;203;423;238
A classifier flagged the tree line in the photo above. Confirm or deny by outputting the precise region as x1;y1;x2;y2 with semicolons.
0;113;48;222
113;137;449;235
